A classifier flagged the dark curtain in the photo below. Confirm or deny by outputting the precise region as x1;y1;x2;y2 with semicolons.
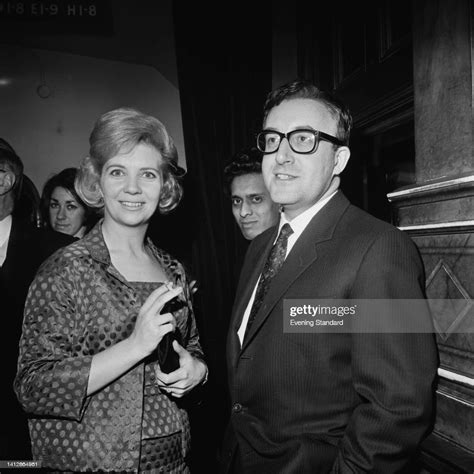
168;2;272;471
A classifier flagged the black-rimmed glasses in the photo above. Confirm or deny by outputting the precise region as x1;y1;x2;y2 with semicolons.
256;129;344;155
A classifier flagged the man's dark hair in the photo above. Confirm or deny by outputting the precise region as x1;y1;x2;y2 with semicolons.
0;138;16;154
223;147;263;195
0;139;24;199
262;79;353;146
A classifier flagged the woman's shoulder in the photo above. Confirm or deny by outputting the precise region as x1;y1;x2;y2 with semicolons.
147;239;186;278
36;238;93;279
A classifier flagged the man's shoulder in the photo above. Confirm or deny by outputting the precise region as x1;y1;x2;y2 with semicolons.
254;223;277;242
36;228;76;256
248;224;277;252
339;203;419;258
10;218;75;263
344;204;396;232
12;218;74;244
237;225;277;279
311;194;417;256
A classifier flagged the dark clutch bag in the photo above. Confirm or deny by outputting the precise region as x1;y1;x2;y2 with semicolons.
157;333;180;373
157;297;186;373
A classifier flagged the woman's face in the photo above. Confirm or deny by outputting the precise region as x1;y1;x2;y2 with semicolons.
49;186;87;237
99;142;163;229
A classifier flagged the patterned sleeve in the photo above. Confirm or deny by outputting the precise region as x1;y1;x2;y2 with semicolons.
14;256;93;422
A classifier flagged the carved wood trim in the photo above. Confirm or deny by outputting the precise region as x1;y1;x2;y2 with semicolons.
388;175;474;201
398;221;474;235
352;84;413;131
439;368;474;388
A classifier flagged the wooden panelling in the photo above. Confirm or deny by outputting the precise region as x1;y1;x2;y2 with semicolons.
391;174;474;466
413;0;473;181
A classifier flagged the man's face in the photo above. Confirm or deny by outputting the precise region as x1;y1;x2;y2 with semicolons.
262;98;350;220
0;163;16;197
230;172;279;240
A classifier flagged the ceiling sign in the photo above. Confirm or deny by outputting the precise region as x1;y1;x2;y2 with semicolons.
0;0;113;34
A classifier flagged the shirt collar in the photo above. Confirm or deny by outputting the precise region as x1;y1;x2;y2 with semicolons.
0;214;12;247
279;189;338;239
84;219;159;264
82;219;111;265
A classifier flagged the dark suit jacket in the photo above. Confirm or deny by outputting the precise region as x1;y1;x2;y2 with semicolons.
223;192;438;474
0;217;74;460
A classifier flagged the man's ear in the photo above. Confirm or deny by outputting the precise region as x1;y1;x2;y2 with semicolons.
333;146;351;176
0;171;16;193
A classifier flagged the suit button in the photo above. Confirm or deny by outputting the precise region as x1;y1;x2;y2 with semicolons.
232;403;243;413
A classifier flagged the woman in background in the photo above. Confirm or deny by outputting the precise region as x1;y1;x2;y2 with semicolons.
15;108;207;473
40;167;94;238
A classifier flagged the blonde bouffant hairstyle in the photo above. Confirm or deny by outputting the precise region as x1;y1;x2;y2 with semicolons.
75;107;183;214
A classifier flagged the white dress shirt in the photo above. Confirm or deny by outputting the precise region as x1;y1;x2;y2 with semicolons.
0;214;13;266
237;190;338;345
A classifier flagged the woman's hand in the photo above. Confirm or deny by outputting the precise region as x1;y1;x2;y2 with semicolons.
128;283;183;359
87;283;183;396
155;340;207;398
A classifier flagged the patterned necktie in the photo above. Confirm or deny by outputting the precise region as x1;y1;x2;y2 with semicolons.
244;223;293;340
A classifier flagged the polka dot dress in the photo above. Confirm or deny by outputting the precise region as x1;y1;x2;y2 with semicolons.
136;281;191;473
14;222;203;473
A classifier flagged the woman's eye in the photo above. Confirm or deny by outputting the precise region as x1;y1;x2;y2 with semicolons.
142;171;157;179
109;169;124;177
49;202;58;209
67;205;78;211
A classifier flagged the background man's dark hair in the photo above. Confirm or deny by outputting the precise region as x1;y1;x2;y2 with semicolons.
262;79;353;146
223;147;263;195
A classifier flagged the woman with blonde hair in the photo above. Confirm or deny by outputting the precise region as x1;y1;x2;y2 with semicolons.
15;108;207;473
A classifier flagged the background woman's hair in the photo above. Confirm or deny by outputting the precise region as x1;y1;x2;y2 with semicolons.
76;107;183;214
40;167;95;230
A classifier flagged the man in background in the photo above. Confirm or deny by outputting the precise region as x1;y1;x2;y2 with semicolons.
0;139;74;461
224;147;279;241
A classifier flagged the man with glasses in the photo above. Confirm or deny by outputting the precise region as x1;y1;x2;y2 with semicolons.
223;80;437;473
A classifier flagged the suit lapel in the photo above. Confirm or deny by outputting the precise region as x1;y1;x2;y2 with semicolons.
228;226;277;364
232;231;276;331
240;192;350;352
